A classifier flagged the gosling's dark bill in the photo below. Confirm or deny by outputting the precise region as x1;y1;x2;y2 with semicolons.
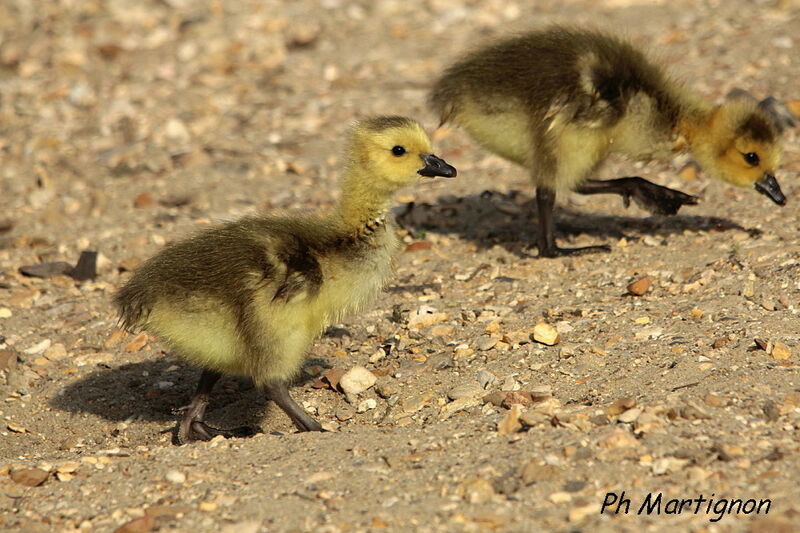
431;27;784;257
114;116;456;443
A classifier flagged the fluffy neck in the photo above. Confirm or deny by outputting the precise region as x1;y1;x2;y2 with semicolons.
332;164;393;233
674;92;714;153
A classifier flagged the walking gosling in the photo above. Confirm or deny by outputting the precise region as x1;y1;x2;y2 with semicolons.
430;27;785;257
114;116;456;443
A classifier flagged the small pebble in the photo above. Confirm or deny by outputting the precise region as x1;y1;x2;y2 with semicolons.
165;470;186;484
339;366;377;396
476;369;497;389
627;275;653;296
531;323;559;346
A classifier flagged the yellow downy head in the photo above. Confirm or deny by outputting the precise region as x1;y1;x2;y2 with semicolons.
690;99;785;205
338;116;456;225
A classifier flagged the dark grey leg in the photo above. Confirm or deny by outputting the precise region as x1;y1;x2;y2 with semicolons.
576;177;698;215
264;381;323;432
536;186;611;258
177;369;221;444
177;369;256;444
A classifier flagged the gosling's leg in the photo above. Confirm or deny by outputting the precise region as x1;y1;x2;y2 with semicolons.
264;381;323;432
576;177;698;215
177;369;256;444
535;186;611;258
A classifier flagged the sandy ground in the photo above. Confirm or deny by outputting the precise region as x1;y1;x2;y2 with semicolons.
2;0;800;532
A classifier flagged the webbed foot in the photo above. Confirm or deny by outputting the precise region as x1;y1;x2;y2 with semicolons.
538;243;611;258
618;177;699;215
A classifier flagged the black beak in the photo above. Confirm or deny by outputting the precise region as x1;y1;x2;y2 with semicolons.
754;173;786;206
418;153;457;178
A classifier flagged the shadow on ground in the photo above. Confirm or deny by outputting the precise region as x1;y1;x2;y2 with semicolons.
395;190;756;257
50;355;332;437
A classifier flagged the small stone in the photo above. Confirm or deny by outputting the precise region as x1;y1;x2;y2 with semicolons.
482;391;506;407
23;339;51;355
531;323;559;346
133;192;154;208
455;478;495;504
568;501;598;522
113;516;155;533
404;241;431;253
430;325;454;337
703;393;725;407
10;468;49;487
519;462;562;485
335;405;354;421
368;348;386;363
678;162;700;181
501;391;535;409
339;366;377;396
651;457;688;475
401;393;431;414
375;382;399;399
549;491;572;504
627;275;653;296
7;422;27;433
617;408;642;424
0;308;11;318
680;402;711;420
440;396;483;419
124;333;149;352
635;326;663;340
711;337;730;349
43;343;68;361
519;411;550;427
448;382;484;401
453;346;474;359
606;397;636;417
57;461;80;474
356;398;377;413
762;401;780;422
476;370;496;389
497;404;522;435
715;443;744;461
741;279;755;298
597;428;639;449
475;336;498;351
165;470;186;484
199;502;217;512
407;306;448;328
771;342;791;360
484;321;501;334
0;349;19;371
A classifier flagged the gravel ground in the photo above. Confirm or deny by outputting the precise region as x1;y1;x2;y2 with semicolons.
2;1;800;532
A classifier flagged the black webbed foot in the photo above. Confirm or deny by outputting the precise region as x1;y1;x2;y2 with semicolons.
181;421;258;443
618;177;699;215
538;243;611;258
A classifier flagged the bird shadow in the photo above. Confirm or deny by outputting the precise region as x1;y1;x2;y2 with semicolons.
395;190;757;257
49;355;331;440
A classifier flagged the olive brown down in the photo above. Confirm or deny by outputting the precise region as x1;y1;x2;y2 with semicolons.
430;26;785;257
114;116;456;443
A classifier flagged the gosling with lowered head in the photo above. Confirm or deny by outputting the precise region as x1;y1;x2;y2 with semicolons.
430;27;785;257
114;116;456;443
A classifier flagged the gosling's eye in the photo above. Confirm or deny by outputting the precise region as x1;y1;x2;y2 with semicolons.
391;146;406;157
742;152;760;166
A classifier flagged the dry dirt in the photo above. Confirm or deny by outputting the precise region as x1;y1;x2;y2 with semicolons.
2;1;800;532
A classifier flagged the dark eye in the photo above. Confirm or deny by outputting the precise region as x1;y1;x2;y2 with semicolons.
391;146;406;157
742;152;760;166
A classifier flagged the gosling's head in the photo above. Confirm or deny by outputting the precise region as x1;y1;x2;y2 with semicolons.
346;116;456;192
692;100;785;205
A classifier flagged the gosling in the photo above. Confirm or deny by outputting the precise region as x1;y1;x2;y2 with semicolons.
114;117;456;443
430;27;785;257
